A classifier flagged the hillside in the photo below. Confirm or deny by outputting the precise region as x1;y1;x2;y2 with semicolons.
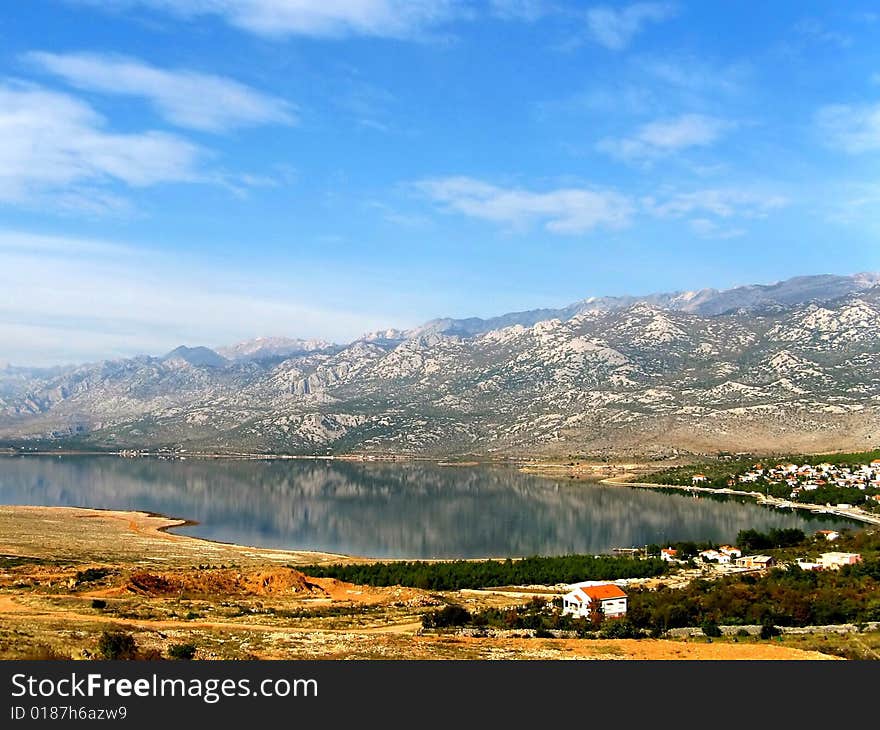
2;273;879;458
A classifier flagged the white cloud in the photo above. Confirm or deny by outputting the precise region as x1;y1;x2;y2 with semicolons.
27;52;295;133
0;230;391;366
489;0;546;21
816;103;880;153
688;218;745;239
645;188;788;219
586;2;676;50
597;114;730;162
416;176;633;234
81;0;462;39
0;81;200;208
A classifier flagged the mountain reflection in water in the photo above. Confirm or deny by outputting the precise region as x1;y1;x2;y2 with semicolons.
0;456;851;558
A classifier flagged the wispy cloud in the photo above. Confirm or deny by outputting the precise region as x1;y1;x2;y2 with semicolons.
0;81;200;210
816;103;880;153
26;52;296;133
597;114;731;163
489;0;547;21
79;0;463;40
585;2;677;50
0;229;390;366
645;188;789;219
415;176;633;234
793;18;852;48
688;217;745;239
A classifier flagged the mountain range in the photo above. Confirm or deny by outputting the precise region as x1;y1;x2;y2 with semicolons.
2;272;880;458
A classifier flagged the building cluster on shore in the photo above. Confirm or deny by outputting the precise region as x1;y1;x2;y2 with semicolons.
723;460;880;501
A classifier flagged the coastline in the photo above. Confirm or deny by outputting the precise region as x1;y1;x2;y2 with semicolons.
598;475;880;527
0;504;360;568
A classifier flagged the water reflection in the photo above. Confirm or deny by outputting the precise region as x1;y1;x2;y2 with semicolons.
0;456;850;558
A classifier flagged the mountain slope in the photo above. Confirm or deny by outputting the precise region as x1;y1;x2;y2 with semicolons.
1;273;879;457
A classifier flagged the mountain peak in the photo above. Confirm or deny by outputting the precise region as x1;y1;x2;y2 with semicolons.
163;345;227;368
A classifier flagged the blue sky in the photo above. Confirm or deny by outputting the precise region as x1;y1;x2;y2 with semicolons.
2;1;880;365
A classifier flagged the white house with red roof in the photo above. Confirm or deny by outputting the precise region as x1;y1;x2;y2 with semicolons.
660;547;678;562
562;582;628;619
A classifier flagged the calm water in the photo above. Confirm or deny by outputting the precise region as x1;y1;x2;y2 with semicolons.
0;456;851;558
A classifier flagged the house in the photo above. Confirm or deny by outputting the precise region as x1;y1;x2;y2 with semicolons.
698;549;730;564
816;530;840;542
818;552;862;570
562;582;628;619
719;545;742;559
691;474;708;484
795;558;823;571
660;547;678;562
735;555;776;569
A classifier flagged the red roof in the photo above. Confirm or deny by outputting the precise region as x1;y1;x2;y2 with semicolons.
580;584;627;601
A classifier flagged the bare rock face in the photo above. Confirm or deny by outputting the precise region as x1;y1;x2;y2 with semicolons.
2;274;880;457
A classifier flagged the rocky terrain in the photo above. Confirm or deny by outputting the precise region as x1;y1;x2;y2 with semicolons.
2;273;880;457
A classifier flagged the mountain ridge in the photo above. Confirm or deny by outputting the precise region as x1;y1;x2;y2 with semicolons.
1;272;879;458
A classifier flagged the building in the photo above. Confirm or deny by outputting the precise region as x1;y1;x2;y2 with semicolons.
562;582;628;619
660;547;678;562
698;549;730;564
816;530;840;542
735;555;776;570
691;474;707;484
719;545;742;558
818;552;862;570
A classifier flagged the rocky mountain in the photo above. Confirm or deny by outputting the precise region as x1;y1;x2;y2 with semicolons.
163;346;228;369
2;273;879;458
217;337;335;362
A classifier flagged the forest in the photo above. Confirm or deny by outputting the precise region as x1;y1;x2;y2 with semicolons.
297;554;668;590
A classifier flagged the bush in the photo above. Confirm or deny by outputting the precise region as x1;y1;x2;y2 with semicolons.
421;604;472;629
75;568;111;584
91;599;107;610
599;619;646;639
21;644;70;660
736;628;751;638
701;620;722;638
760;622;781;639
97;630;138;660
168;643;197;660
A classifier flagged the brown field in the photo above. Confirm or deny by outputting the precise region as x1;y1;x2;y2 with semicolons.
0;505;847;660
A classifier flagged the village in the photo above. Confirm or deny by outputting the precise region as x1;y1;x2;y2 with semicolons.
561;529;863;621
691;459;880;504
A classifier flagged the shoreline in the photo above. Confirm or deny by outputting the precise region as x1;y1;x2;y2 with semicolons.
0;504;359;567
598;475;880;527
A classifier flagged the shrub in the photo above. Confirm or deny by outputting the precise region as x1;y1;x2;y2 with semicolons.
97;630;138;660
760;622;781;639
599;619;646;639
168;643;197;660
21;644;70;660
75;568;111;584
701;620;722;637
421;604;472;629
91;599;107;610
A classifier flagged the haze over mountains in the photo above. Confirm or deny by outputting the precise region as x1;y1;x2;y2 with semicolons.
2;273;880;458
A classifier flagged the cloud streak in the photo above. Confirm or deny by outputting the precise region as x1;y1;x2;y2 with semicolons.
416;176;634;234
817;102;880;153
585;2;677;50
0;229;391;366
0;81;200;209
597;114;730;162
27;52;296;133
80;0;463;39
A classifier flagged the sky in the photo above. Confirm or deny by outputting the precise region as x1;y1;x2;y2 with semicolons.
2;1;880;366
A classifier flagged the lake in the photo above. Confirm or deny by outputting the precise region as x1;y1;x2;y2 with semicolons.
0;456;852;558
